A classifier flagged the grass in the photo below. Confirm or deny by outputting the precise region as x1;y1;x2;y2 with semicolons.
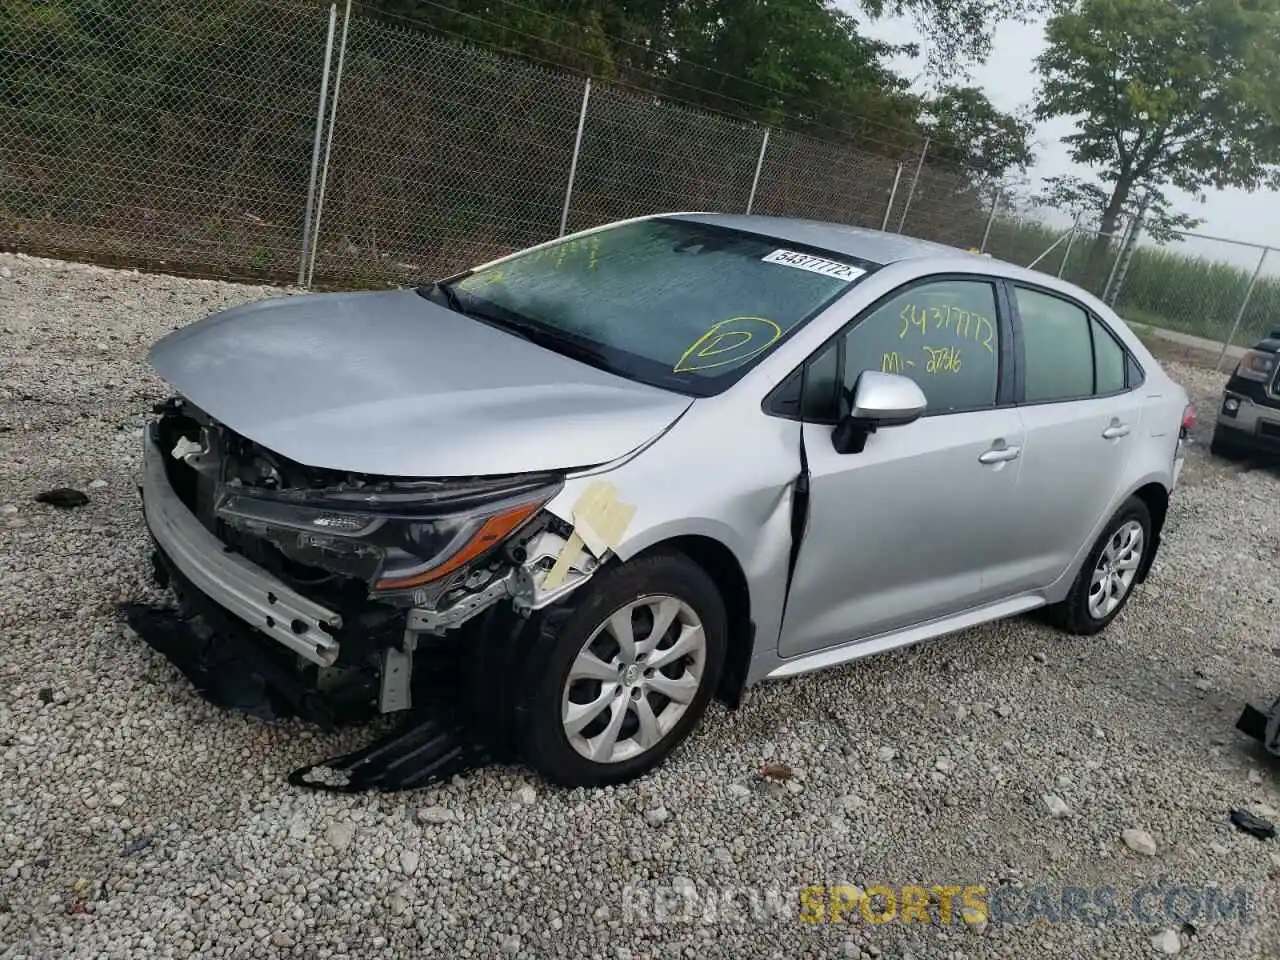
979;218;1279;348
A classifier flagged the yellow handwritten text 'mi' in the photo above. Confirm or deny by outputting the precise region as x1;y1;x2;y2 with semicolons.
881;345;962;375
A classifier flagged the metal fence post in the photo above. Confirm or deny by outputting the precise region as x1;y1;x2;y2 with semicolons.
1101;216;1131;303
978;189;1000;253
881;163;903;232
745;128;770;215
1216;246;1270;371
1105;192;1149;306
306;0;351;288
896;138;929;234
559;77;591;237
298;4;338;288
1057;212;1081;278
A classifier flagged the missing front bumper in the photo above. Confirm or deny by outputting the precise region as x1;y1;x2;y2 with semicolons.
141;431;344;666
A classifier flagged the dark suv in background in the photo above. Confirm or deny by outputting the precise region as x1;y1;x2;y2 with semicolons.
1212;329;1280;459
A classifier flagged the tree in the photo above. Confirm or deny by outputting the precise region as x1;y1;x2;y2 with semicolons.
921;86;1035;179
659;0;923;140
1033;0;1280;242
367;1;926;141
865;0;1064;69
1035;174;1203;244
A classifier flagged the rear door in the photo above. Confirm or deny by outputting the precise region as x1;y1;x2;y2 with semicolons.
1001;283;1146;591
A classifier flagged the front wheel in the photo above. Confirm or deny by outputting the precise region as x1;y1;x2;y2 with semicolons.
1050;496;1151;636
516;552;727;787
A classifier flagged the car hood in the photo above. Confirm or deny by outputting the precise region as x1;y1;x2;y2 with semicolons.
148;288;693;477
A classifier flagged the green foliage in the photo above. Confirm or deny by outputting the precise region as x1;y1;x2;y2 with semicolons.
363;0;928;143
864;0;1063;69
1033;0;1280;236
923;86;1034;177
1035;175;1203;244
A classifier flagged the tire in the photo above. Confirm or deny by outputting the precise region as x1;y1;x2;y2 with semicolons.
516;551;727;787
1050;496;1152;636
1210;426;1245;461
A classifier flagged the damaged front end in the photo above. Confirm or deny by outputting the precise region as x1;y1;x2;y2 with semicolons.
130;396;600;789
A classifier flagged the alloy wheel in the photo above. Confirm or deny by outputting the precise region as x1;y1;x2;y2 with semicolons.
1088;520;1144;619
560;595;706;764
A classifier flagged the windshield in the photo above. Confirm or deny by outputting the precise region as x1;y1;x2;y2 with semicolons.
439;217;874;395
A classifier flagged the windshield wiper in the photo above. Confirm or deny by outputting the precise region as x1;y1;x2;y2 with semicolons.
482;314;613;367
418;279;464;314
417;281;615;371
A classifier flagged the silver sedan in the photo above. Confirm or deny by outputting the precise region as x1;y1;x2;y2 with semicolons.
139;212;1194;788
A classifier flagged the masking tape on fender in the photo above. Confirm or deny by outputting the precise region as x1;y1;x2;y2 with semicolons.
543;481;637;589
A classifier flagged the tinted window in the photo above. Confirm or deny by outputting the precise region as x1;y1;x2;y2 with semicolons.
446;218;870;395
1016;288;1093;402
835;279;1001;414
1093;317;1126;393
1126;353;1145;388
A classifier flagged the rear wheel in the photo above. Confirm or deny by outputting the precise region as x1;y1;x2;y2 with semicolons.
517;552;726;787
1050;496;1151;636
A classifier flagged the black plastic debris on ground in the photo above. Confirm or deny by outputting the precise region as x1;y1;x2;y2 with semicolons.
287;607;529;794
118;602;291;723
35;487;89;508
1229;808;1277;840
288;709;493;794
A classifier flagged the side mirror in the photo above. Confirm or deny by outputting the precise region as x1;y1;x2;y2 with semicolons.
831;371;927;454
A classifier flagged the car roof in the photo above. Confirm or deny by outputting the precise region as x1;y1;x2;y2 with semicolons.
665;212;972;266
662;211;1120;313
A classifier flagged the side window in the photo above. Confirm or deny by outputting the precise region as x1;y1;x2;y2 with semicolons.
1016;287;1094;402
803;279;1001;416
1093;317;1127;394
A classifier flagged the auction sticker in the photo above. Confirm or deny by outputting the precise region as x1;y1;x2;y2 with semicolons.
762;248;865;282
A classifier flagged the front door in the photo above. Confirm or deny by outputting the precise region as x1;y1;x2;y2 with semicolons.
778;275;1025;659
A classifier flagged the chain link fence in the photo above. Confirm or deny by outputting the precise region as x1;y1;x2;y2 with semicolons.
1110;234;1278;354
2;0;1275;358
1;0;330;279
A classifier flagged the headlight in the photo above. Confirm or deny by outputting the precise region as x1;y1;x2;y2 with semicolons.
1234;349;1276;382
216;482;557;596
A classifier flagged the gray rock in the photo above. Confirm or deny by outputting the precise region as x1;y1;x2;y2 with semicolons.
1151;928;1182;955
417;806;454;825
644;805;669;827
400;849;420;876
1043;794;1071;818
1122;828;1158;856
324;820;355;852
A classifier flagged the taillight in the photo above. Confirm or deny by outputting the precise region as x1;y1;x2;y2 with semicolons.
1234;349;1276;382
1181;404;1197;431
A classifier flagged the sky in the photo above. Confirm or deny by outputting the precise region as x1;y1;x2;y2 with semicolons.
851;11;1278;272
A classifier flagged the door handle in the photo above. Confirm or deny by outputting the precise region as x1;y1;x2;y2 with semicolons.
1102;424;1131;439
978;444;1021;464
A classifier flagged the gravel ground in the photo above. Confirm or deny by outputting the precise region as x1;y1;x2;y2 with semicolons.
1;251;1279;960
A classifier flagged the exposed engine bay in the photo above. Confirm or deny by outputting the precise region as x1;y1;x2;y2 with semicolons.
128;395;602;789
